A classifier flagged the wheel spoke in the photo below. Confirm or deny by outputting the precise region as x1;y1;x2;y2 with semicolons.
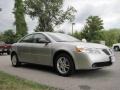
59;58;64;64
61;67;66;72
12;56;17;65
65;65;70;69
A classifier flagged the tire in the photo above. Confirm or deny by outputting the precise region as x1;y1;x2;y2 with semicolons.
1;50;4;55
0;52;3;55
11;54;21;67
7;51;10;55
114;46;119;51
54;53;75;77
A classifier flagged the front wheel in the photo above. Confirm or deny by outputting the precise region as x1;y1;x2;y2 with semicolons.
55;53;75;77
11;54;21;67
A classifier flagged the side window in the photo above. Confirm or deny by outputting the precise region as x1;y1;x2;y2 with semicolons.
20;35;33;43
33;34;49;43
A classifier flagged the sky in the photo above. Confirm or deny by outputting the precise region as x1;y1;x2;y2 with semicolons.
0;0;120;33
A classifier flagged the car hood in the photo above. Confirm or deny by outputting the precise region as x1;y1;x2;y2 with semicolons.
113;43;120;45
61;42;108;49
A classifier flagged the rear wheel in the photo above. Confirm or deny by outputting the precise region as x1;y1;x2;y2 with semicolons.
0;52;3;55
7;51;10;55
55;53;75;76
11;54;21;67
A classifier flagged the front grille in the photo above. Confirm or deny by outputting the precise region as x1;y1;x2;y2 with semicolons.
102;49;110;55
92;61;112;68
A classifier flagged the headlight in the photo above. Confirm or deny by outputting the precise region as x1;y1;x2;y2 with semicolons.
75;46;101;54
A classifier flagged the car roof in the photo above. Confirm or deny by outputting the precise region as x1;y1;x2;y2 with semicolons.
30;32;63;35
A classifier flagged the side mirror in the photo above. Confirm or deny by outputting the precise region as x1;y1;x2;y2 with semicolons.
82;39;87;43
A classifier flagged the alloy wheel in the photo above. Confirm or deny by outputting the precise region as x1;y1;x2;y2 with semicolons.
57;57;70;74
12;55;17;66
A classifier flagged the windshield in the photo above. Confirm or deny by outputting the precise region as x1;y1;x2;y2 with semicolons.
47;33;80;42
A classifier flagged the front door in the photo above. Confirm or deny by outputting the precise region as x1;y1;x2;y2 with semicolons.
18;34;34;62
31;33;52;66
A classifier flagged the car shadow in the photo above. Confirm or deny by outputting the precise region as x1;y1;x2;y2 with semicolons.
72;69;113;78
21;63;55;74
0;53;9;56
20;63;113;78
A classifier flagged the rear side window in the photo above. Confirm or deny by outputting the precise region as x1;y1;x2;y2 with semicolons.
20;35;33;43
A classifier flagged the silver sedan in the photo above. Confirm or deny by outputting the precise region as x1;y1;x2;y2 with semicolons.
11;32;115;76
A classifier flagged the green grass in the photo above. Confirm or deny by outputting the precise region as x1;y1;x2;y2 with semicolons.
0;71;57;90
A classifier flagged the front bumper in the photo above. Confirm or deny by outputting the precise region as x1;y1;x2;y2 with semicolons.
73;50;115;70
92;60;112;68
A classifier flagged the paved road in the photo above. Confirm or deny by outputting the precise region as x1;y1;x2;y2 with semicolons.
0;52;120;90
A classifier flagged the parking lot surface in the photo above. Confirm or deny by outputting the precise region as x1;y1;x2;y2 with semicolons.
0;52;120;90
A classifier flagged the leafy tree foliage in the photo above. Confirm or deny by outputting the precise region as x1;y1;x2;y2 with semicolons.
72;28;120;46
101;29;120;46
118;34;120;43
0;29;23;44
72;31;81;40
56;30;65;33
14;0;28;36
24;0;76;32
2;30;16;44
81;16;104;41
0;33;4;41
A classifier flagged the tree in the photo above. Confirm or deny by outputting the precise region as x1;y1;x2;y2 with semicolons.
14;0;28;36
2;30;16;44
118;34;120;43
0;33;4;41
24;0;76;32
81;16;104;42
101;29;120;46
72;31;81;40
56;30;65;33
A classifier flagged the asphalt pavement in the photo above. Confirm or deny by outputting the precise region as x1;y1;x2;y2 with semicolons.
0;52;120;90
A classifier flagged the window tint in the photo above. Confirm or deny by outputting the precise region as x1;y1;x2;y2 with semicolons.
20;35;33;43
33;34;49;43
